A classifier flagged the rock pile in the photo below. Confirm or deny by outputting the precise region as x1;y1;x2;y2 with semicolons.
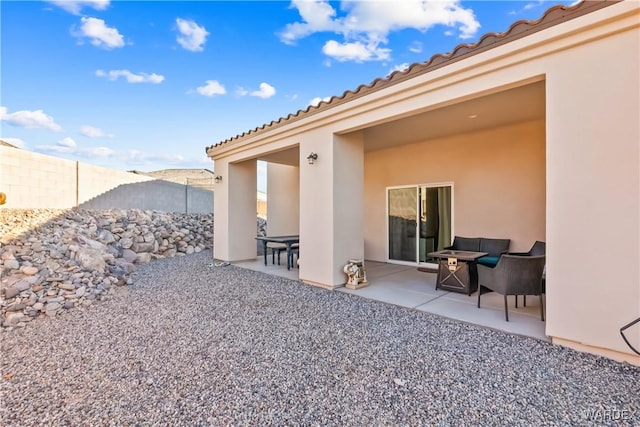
0;208;214;330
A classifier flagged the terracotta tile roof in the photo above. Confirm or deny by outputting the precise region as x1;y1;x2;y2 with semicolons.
206;0;616;154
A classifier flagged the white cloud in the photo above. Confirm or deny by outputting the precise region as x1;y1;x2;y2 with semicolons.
524;2;540;11
74;17;125;49
279;0;480;62
309;96;332;107
96;69;164;84
175;18;209;52
510;1;559;16
388;63;410;76
47;0;109;15
36;137;76;153
409;41;422;53
236;83;276;99
36;138;114;158
80;125;113;138
250;83;276;99
0;106;63;131
1;138;26;149
86;146;114;157
33;140;204;169
122;150;187;166
322;40;390;62
58;137;77;148
194;80;226;97
279;0;341;44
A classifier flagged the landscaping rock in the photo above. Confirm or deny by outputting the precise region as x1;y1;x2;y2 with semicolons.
4;259;19;270
0;208;266;330
0;209;214;329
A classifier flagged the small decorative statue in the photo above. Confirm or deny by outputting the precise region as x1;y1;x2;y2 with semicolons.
344;263;360;286
343;259;368;289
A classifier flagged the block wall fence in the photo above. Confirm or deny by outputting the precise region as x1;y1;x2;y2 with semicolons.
0;146;213;213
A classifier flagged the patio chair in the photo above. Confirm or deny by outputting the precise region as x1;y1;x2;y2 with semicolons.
266;242;287;265
477;254;546;321
508;241;546;307
269;243;299;266
509;240;545;256
289;246;299;268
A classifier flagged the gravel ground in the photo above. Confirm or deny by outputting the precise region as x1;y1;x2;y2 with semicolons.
1;251;639;426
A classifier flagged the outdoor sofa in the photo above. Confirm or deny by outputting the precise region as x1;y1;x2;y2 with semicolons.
445;236;510;267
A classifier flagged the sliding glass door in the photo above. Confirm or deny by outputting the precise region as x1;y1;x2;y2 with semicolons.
388;184;452;265
388;187;418;262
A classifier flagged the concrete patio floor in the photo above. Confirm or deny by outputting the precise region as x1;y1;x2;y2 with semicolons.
233;258;547;342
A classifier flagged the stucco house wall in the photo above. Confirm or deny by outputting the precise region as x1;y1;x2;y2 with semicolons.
266;163;300;236
543;14;639;362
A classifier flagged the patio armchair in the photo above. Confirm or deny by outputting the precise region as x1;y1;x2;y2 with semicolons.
508;241;546;307
477;254;546;321
509;240;545;257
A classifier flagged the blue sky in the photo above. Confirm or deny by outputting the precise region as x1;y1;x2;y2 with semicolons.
1;0;573;189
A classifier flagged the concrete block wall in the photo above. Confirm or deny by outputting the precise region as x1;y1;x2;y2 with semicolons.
79;180;214;213
77;162;154;204
1;146;213;213
1;146;77;208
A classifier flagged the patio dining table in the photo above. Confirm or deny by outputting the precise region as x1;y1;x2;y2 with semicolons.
255;235;300;270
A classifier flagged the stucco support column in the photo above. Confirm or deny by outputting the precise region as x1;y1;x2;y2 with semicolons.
299;131;364;288
213;158;257;262
545;25;639;364
266;163;300;236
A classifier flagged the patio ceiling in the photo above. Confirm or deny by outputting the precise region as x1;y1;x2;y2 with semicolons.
362;80;545;152
259;146;299;166
258;80;545;166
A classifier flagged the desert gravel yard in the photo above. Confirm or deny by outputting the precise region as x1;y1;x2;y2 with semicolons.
1;250;639;426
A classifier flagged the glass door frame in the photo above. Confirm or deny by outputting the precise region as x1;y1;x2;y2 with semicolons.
385;182;455;267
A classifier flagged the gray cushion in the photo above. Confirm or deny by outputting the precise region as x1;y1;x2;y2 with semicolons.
450;236;481;252
479;238;510;257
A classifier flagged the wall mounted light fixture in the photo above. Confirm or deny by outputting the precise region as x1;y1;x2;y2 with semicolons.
214;175;223;184
307;152;318;165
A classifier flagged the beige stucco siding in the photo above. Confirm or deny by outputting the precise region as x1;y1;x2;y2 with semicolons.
545;24;639;357
266;163;300;236
364;119;546;262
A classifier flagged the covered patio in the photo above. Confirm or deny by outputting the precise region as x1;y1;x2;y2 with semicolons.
234;258;547;341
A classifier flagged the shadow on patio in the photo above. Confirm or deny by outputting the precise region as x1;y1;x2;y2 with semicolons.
233;258;547;342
